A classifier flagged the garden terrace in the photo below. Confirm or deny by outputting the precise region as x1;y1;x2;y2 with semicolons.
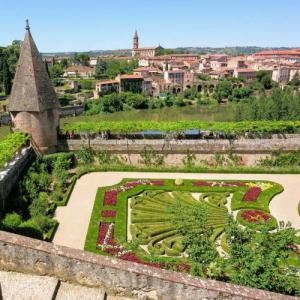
0;132;30;169
62;120;300;137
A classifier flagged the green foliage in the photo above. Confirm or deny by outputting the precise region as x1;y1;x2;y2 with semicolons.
0;132;30;168
225;219;298;295
3;58;12;95
29;192;49;218
49;63;64;79
73;53;90;66
213;79;233;103
64;119;300;136
18;219;43;240
78;79;95;90
235;88;300;121
182;150;196;168
75;145;95;164
2;212;22;231
139;147;165;167
259;151;300;168
256;70;273;89
95;59;107;80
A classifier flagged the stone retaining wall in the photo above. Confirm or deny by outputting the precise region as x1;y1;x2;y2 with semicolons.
58;136;300;154
58;136;300;167
0;231;295;300
0;147;35;212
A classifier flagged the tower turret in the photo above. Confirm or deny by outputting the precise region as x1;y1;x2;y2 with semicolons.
133;30;139;50
9;20;60;154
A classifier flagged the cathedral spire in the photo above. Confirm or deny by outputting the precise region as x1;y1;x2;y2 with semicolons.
133;30;139;49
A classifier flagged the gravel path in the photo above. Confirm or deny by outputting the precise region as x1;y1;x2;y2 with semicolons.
53;172;300;250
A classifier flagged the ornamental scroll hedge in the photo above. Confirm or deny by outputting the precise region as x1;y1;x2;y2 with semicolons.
0;132;30;168
63;120;300;135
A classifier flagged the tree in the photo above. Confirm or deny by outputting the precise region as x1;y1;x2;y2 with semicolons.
256;70;272;89
172;202;219;276
49;63;64;79
225;219;298;295
213;80;233;103
73;53;90;66
3;58;12;95
95;59;107;79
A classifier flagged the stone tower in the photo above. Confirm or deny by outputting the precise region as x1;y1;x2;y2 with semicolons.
133;30;139;50
9;20;60;154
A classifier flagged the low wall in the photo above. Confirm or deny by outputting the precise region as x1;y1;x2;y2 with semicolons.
58;136;300;167
0;147;35;212
58;135;300;154
0;231;295;300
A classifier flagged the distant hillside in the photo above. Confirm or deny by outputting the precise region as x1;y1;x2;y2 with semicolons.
42;46;296;57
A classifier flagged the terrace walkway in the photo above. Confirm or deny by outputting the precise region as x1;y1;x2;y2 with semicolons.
53;172;300;250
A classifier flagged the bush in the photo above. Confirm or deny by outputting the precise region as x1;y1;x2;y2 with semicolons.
42;152;75;169
76;145;95;164
2;212;22;231
29;192;49;218
174;178;184;186
18;219;43;239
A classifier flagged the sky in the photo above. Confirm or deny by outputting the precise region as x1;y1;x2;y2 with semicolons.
1;0;300;52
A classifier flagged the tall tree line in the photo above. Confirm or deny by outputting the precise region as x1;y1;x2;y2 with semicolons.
0;40;21;95
235;87;300;121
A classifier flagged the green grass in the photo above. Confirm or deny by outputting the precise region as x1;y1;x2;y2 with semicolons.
0;126;11;140
61;103;236;125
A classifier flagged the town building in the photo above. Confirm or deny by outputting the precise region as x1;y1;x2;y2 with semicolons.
9;20;60;154
233;68;257;80
95;80;120;96
63;66;95;78
132;31;163;58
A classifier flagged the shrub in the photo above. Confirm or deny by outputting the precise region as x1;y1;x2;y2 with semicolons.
18;219;43;239
29;192;49;218
2;212;22;231
174;178;184;186
76;145;95;164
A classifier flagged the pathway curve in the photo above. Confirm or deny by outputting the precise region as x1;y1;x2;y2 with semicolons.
53;172;300;250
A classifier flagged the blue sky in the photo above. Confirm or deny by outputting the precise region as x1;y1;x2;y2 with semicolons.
1;0;299;52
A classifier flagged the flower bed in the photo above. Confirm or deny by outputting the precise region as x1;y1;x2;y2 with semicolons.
101;210;116;217
243;187;262;202
237;209;277;231
86;178;282;275
241;210;271;223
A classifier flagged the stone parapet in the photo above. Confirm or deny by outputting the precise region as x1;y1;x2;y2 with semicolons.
0;231;296;300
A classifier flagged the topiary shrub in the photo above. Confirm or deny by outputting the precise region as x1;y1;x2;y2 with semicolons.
18;219;43;240
2;212;22;231
174;178;184;186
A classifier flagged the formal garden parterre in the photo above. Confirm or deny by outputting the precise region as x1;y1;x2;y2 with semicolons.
85;177;298;262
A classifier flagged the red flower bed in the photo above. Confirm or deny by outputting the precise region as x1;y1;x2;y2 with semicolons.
97;223;109;245
101;210;116;217
103;190;119;205
124;181;141;188
241;210;271;223
193;181;213;187
243;187;262;202
150;180;164;186
222;181;246;187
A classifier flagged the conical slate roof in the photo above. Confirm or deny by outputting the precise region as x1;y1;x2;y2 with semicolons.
9;21;60;112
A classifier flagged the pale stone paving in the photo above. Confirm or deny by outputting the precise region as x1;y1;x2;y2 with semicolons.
53;172;300;250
